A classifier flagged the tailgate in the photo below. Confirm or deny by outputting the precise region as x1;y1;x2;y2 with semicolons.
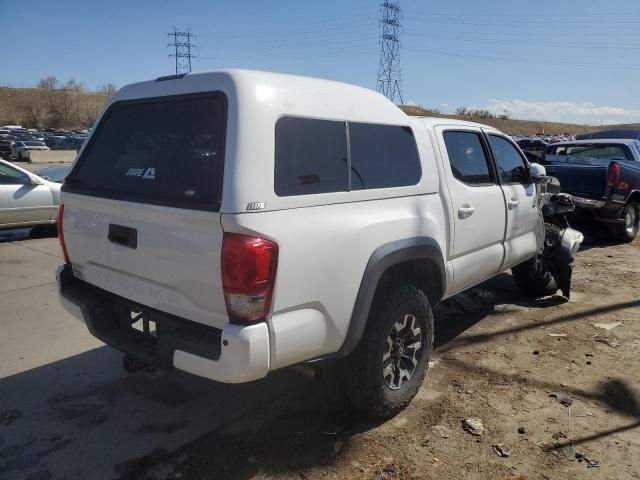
61;92;229;329
543;163;608;199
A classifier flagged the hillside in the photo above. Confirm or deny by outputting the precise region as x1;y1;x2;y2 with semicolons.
1;86;638;136
401;105;640;136
0;86;109;129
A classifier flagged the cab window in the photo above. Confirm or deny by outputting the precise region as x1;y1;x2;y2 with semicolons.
442;131;493;185
488;135;528;184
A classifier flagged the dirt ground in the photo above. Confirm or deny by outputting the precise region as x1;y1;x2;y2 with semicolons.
117;225;639;480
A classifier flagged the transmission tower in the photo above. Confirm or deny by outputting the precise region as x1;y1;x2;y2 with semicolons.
376;1;404;104
168;27;197;74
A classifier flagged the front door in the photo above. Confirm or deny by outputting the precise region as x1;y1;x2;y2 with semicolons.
485;133;540;269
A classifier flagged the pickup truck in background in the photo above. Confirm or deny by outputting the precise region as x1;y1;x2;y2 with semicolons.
541;139;640;242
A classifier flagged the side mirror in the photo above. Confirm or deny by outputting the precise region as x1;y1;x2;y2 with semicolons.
529;163;547;182
29;176;45;186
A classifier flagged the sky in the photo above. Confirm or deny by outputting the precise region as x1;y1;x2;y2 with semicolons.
1;0;639;125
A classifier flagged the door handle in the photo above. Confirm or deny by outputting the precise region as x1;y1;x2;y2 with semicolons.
508;199;520;210
458;204;476;219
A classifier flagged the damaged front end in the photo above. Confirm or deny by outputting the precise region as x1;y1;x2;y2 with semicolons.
535;176;584;298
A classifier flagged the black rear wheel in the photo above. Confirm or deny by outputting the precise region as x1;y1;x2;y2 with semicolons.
338;285;434;418
607;202;639;243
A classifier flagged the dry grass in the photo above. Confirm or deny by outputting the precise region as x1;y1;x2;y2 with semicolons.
401;105;640;136
0;87;109;129
1;86;638;136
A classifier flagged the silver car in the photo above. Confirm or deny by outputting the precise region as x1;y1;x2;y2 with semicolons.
0;159;61;230
12;141;50;161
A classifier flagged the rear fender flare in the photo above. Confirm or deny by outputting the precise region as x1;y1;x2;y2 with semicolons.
337;238;445;357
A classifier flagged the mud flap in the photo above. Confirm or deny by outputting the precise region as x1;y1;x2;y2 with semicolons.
551;228;584;298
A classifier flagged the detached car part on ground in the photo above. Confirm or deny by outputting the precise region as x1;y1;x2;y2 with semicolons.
512;175;583;299
56;70;584;418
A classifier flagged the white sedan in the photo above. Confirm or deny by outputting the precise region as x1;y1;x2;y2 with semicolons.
0;159;61;230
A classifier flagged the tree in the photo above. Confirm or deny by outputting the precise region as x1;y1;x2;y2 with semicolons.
99;83;117;95
64;78;86;92
37;76;59;90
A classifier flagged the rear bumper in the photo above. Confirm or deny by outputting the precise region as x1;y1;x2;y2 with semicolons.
56;264;270;383
572;196;607;210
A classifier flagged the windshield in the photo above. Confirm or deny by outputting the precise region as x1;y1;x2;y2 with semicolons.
66;92;227;211
24;141;44;147
545;144;631;161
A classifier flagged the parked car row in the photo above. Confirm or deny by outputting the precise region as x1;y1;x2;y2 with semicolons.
0;125;89;161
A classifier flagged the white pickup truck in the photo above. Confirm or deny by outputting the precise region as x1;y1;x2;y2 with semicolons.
56;70;583;417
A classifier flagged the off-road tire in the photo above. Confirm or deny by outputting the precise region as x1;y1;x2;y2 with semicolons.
512;256;559;298
607;202;639;244
338;285;434;418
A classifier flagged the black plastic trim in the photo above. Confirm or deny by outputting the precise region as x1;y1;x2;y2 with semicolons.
337;237;445;357
155;74;187;81
58;265;222;368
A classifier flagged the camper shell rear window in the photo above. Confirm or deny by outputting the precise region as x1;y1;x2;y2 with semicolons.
64;92;227;212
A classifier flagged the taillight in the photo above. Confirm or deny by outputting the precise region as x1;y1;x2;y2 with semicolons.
57;204;70;264
221;232;278;324
607;163;620;190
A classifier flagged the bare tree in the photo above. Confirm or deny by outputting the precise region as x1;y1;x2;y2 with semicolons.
37;76;59;90
99;83;117;95
64;78;86;92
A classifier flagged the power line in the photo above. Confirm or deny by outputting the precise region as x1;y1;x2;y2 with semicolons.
168;26;197;74
376;1;403;104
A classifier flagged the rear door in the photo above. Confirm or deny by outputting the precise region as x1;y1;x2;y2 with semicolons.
62;92;229;329
486;133;540;269
435;127;506;293
0;162;53;227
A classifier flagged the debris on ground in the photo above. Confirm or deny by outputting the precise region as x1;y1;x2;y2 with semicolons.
547;333;568;337
592;321;622;330
492;443;511;457
549;392;573;407
462;417;484;436
576;452;600;468
431;425;452;438
594;337;621;348
518;427;526;434
561;444;575;460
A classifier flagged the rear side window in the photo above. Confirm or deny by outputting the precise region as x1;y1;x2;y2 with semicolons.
67;93;226;211
443;131;492;185
275;117;348;196
488;135;528;183
349;123;421;190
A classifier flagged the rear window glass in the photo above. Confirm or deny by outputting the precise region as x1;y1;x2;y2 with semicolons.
67;93;226;211
275;117;348;196
349;123;421;190
544;144;631;161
